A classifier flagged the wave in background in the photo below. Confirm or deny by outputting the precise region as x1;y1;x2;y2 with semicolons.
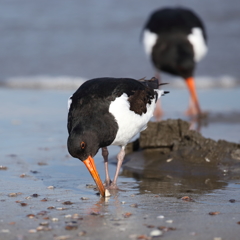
1;75;238;90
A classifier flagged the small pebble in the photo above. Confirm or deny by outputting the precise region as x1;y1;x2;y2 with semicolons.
32;193;39;198
56;207;66;210
205;158;211;162
130;203;138;208
157;215;164;219
27;214;35;218
47;186;55;189
121;201;126;204
52;218;59;222
209;211;220;215
229;199;236;203
150;229;163;237
0;165;8;170
144;224;155;228
39;222;49;226
81;197;89;200
105;189;111;197
54;236;71;240
36;226;52;231
137;235;151;240
129;234;138;239
190;232;196;236
62;201;73;205
36;226;44;231
65;214;72;218
37;211;48;216
72;214;80;219
158;226;176;231
166;220;173;224
166;158;173;162
38;162;47;165
123;212;132;218
20;203;27;206
86;184;95;188
20;174;26;178
213;238;222;240
28;229;37;233
8;193;17;197
1;229;10;233
181;196;194;202
65;225;78;230
78;230;87;236
47;206;55;209
8;222;15;225
90;211;100;216
41;198;48;202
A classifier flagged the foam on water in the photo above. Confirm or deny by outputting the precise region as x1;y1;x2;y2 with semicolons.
0;75;239;90
0;75;86;90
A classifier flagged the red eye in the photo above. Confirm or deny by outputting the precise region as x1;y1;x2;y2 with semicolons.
80;141;86;149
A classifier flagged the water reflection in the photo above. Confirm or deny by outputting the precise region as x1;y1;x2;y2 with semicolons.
121;149;227;196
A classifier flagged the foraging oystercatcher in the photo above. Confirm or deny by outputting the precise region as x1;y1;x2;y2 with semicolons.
142;7;207;116
67;77;168;197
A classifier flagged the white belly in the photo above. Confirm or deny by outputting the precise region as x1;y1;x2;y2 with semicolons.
109;92;160;146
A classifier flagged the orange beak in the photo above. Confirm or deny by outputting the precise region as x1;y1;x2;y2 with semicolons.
83;156;105;197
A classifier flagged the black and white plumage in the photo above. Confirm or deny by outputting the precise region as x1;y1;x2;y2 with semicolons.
142;7;207;116
67;77;168;197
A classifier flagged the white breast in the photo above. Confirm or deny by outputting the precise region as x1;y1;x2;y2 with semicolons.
109;90;163;146
187;27;208;62
142;29;158;57
68;95;73;110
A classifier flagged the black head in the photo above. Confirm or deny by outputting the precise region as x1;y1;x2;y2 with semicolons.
67;128;99;161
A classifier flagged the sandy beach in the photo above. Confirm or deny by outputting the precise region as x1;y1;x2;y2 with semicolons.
1;86;240;240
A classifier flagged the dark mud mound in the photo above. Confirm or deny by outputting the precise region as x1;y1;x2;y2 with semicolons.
126;119;240;164
122;119;240;190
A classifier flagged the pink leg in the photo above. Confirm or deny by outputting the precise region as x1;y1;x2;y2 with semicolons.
185;96;197;116
102;147;111;187
110;146;125;189
153;99;163;121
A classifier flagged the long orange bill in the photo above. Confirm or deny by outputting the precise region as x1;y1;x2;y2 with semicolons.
185;77;201;115
83;156;105;197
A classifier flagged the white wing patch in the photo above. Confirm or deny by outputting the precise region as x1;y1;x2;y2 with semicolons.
142;29;158;57
68;95;73;110
109;90;164;146
187;27;208;62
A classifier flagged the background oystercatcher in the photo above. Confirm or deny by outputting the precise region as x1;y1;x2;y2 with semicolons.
67;77;168;197
142;7;207;117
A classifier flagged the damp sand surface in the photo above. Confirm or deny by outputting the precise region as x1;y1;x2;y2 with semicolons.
1;87;240;240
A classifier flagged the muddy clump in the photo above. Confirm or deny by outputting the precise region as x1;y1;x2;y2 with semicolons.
124;119;240;177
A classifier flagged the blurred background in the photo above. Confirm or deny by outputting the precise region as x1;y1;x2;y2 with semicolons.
0;0;239;88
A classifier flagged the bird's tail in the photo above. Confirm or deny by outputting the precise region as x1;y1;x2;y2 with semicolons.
156;89;169;100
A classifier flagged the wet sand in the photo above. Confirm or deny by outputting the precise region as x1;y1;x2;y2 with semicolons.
1;87;240;240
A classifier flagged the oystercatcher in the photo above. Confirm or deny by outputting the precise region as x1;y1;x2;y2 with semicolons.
142;7;207;117
67;77;168;197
